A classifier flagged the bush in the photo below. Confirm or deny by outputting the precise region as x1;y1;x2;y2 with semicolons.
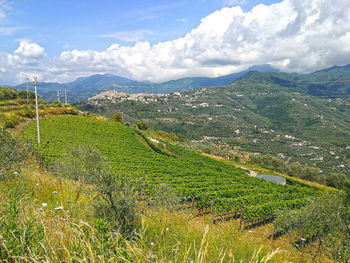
112;112;123;124
151;183;181;208
53;145;141;237
0;127;26;177
274;192;350;262
326;173;349;188
134;120;148;130
250;154;330;186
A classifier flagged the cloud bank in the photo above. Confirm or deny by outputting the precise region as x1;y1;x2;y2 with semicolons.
3;0;350;84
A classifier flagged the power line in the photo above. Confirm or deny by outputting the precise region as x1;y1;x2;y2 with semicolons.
0;0;28;14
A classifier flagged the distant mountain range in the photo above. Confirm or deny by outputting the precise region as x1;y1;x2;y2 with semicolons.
5;63;350;103
6;64;279;103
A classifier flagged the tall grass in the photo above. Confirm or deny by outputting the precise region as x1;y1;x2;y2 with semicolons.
0;160;288;262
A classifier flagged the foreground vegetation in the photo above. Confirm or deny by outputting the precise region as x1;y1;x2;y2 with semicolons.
0;126;293;262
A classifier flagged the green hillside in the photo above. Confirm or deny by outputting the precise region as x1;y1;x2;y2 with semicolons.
76;69;350;176
0;86;79;128
24;115;321;219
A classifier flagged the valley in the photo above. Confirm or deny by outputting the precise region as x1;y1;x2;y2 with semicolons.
77;65;350;177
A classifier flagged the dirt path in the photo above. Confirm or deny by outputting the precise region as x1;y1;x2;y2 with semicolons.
249;170;258;177
201;153;259;177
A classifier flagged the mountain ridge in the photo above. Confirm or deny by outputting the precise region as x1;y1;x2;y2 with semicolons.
5;64;279;102
5;63;350;102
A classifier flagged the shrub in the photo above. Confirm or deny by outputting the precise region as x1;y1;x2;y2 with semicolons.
0;127;26;177
134;120;148;130
53;145;141;237
112;112;123;124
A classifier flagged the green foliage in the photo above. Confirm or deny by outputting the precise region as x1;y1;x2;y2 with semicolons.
151;183;181;207
250;154;331;186
0;189;45;260
274;192;350;262
53;145;141;237
0;127;26;177
112;112;123;123
0;86;35;100
25;115;322;222
134;119;148;130
149;130;185;143
326;173;349;189
76;68;350;176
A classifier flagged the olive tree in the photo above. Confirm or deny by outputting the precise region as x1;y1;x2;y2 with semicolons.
274;192;350;262
53;145;141;237
0;127;26;179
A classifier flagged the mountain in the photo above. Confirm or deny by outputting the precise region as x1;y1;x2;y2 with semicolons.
7;64;279;103
10;74;145;103
241;64;350;98
157;64;279;92
76;65;350;176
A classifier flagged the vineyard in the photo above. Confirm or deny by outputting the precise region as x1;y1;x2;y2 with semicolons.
24;115;322;223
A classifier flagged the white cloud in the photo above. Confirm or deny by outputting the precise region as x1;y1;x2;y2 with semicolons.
2;0;350;84
176;17;188;23
223;0;246;7
99;29;153;43
0;26;18;35
8;41;46;66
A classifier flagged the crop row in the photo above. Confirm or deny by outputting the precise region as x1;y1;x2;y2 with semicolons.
24;115;322;220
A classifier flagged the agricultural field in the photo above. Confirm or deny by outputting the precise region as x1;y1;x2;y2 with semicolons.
24;115;322;222
0;86;79;129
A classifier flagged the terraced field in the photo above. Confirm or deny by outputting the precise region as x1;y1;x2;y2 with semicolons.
24;115;322;221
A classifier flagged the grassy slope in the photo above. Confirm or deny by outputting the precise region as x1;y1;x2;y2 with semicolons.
0;111;331;262
0;95;79;129
2;158;324;262
23;115;321;218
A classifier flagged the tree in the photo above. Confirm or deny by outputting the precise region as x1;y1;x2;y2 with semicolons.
326;173;349;189
53;145;141;237
134;120;148;130
274;193;350;262
0;127;26;179
112;112;123;124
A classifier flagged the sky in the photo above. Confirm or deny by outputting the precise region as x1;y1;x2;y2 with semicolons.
0;0;350;84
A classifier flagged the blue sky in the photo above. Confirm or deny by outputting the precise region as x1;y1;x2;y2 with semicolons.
2;0;282;55
1;0;350;84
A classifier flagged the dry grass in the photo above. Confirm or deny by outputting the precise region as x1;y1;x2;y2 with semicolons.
0;159;299;262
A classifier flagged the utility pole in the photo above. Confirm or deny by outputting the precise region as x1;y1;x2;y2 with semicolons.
34;76;41;146
26;82;29;103
26;77;30;103
64;89;67;104
57;90;60;103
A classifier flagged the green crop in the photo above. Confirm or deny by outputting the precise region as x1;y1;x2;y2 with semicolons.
24;115;321;221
